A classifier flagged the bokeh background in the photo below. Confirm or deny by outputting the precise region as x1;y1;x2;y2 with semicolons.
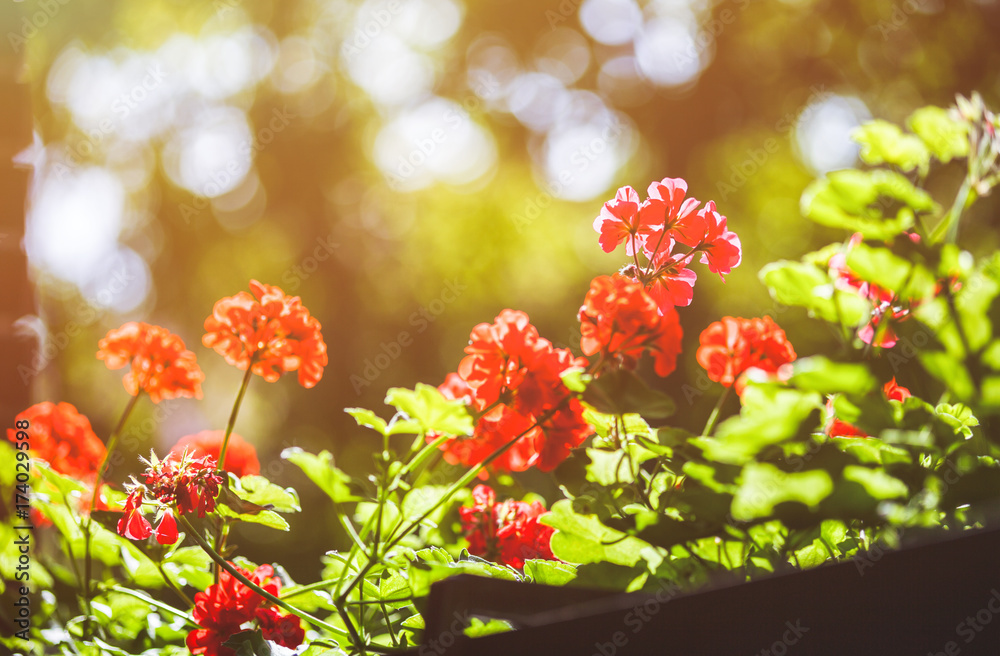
2;0;1000;580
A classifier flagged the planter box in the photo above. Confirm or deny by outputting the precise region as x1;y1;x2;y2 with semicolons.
406;525;1000;655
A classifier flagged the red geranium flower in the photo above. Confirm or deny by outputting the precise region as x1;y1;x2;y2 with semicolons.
168;430;260;478
254;607;306;648
825;397;870;439
593;185;651;255
883;377;911;402
432;311;591;474
645;248;698;311
117;451;225;545
696;316;797;395
117;488;153;540
188;563;301;656
829;233;909;348
97;322;204;403
692;201;742;278
459;484;557;569
639;177;702;255
203;280;328;388
7;402;106;481
578;274;683;377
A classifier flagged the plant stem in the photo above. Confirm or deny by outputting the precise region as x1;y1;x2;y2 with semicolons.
931;175;974;244
156;559;195;607
83;392;142;639
218;364;254;472
177;513;353;642
90;392;143;513
110;586;199;629
702;385;732;436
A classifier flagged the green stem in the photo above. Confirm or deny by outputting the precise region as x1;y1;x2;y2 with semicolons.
110;586;199;628
703;385;732;436
383;400;567;551
931;175;974;244
218;364;254;472
84;392;142;639
177;514;352;642
333;401;570;653
90;392;143;513
156;559;195;607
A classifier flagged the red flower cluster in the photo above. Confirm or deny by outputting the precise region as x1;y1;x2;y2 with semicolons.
826;378;912;438
203;280;328;388
578;274;684;377
433;310;590;474
188;563;304;656
593;178;741;313
696;316;797;395
97;322;204;403
168;431;261;478
459;485;556;569
117;451;224;545
828;233;911;348
7;402;106;481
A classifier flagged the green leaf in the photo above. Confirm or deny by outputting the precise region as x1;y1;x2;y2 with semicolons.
223;630;298;656
759;260;868;325
846;243;937;302
585;449;633;487
731;464;834;521
464;618;513;637
582;370;676;420
788;356;877;395
541;500;654;567
907;106;969;163
232;476;301;513
217;504;290;531
163;546;214;589
935;403;979;439
801;169;936;239
852;119;930;174
523;559;577;586
407;557;520;597
919;351;975;401
560;369;591;393
583;408;651;440
385;383;474;436
842;466;908;500
282;448;359;503
345;408;387;435
692;386;822;464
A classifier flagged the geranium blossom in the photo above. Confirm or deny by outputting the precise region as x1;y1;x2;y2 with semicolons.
459;484;557;569
97;322;204;403
639;177;702;255
592;178;742;312
7;402;106;481
829;233;909;348
692;201;742;277
645;248;698;311
593;185;651;255
432;311;591;474
203;280;328;388
883;377;911;402
578;274;683;377
116;451;225;545
168;430;260;478
187;563;302;656
696;316;797;394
